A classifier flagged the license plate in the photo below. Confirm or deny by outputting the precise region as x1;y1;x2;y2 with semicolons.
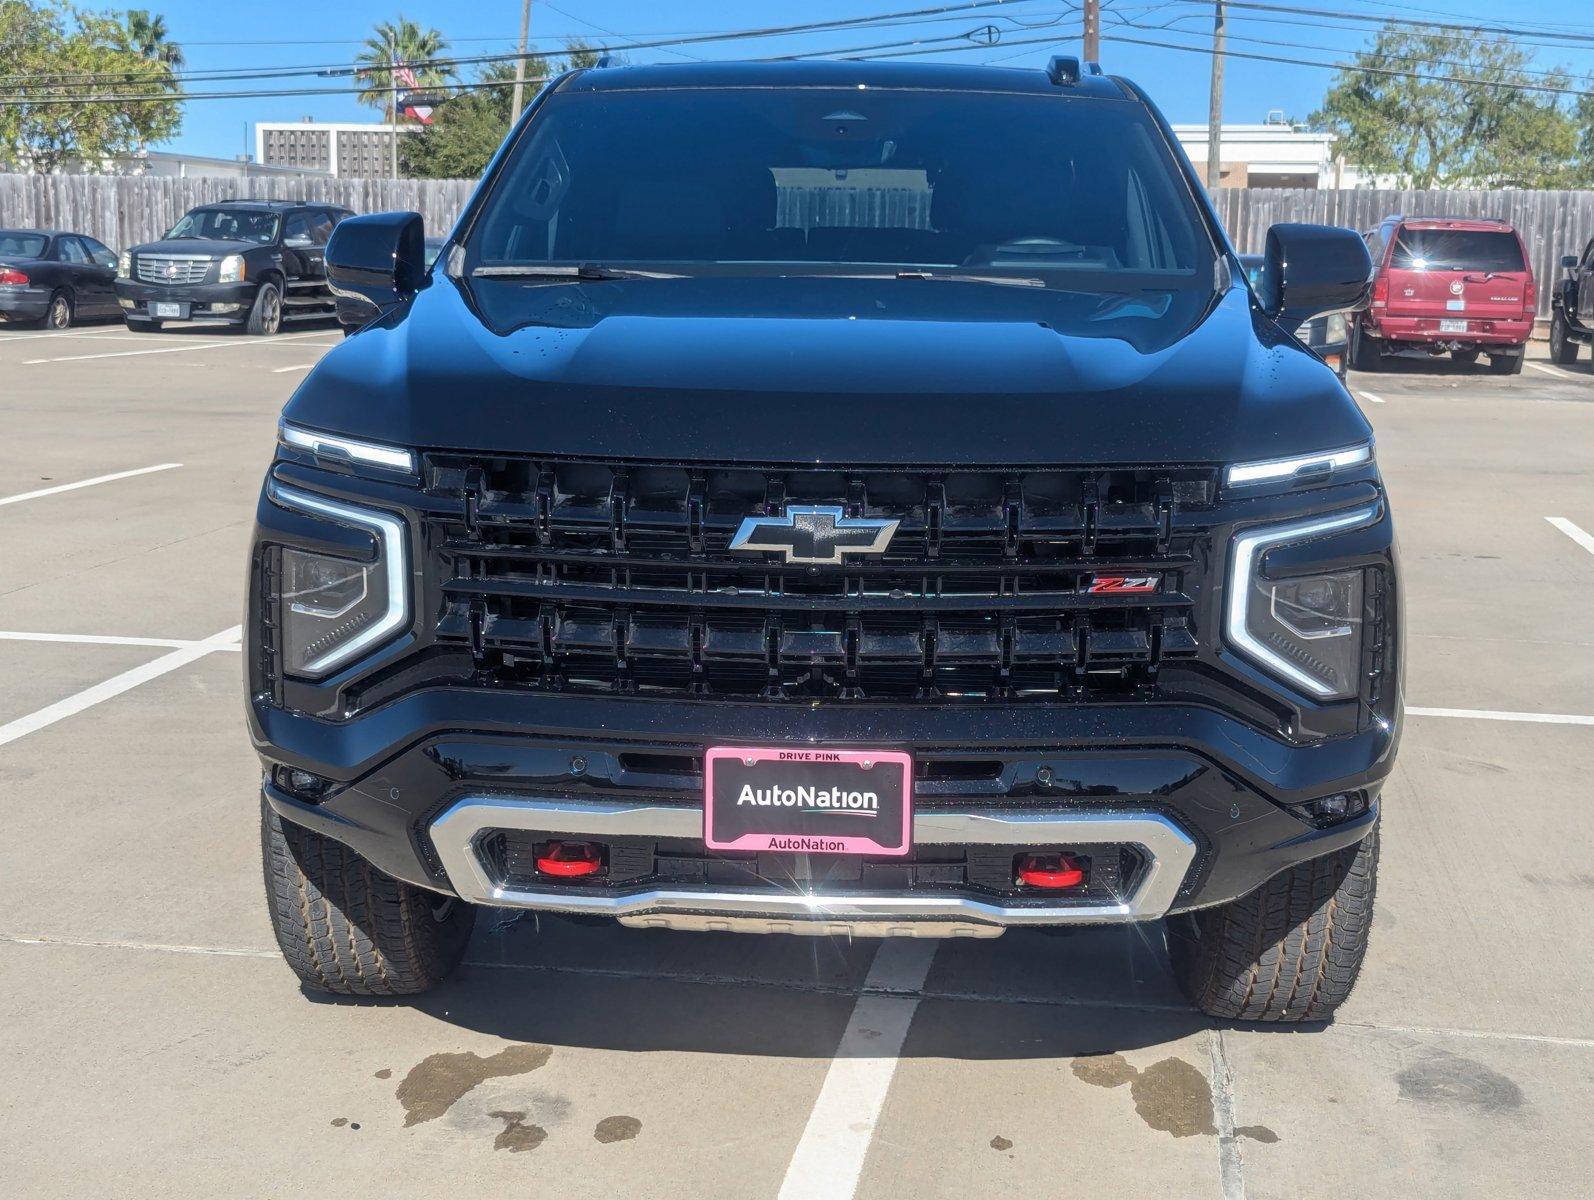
1439;318;1468;333
151;302;183;318
703;747;912;856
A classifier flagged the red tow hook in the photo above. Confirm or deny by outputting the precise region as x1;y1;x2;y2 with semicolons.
535;840;603;878
1016;852;1085;890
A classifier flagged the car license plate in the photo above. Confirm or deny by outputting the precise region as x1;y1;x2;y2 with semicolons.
151;301;184;319
1439;318;1468;333
703;747;912;856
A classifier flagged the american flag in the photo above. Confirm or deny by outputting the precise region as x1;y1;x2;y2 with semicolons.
393;62;419;89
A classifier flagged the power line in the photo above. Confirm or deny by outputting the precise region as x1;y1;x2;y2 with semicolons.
0;0;1058;90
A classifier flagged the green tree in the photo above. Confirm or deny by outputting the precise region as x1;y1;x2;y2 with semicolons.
401;40;615;179
1576;82;1594;185
0;1;183;173
355;17;454;125
1312;24;1581;188
121;9;184;69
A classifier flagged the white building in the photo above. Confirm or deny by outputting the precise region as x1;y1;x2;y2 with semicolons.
1172;123;1342;189
255;120;422;179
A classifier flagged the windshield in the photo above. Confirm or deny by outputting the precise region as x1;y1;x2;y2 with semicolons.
1391;228;1524;273
0;231;48;259
466;87;1213;289
165;208;280;244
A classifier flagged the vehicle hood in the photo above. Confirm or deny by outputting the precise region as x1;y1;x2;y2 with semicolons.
130;237;261;257
285;274;1370;467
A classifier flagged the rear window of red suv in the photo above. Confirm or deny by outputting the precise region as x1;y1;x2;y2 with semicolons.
1389;228;1524;273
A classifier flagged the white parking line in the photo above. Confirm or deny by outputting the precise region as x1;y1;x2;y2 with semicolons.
0;625;240;749
1357;390;1386;404
22;330;334;364
0;462;181;508
1546;516;1594;557
272;363;315;373
0;630;242;651
777;940;938;1200
1526;362;1578;380
1407;706;1594;727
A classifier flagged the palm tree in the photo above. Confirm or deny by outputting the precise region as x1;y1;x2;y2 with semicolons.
123;9;184;70
355;18;454;124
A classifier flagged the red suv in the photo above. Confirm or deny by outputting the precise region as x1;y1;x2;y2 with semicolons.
1351;216;1535;374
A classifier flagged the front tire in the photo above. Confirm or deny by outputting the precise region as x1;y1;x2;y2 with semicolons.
1550;312;1579;364
1168;823;1378;1022
245;280;282;336
261;800;473;996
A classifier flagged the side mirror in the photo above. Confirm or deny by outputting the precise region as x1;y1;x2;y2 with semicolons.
1255;223;1373;335
1563;254;1579;271
326;211;426;329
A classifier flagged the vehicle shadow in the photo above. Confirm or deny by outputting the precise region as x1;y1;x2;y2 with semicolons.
1351;354;1510;379
302;917;1234;1059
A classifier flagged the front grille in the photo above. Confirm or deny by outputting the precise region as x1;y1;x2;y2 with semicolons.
135;255;211;284
482;829;1145;903
423;456;1218;702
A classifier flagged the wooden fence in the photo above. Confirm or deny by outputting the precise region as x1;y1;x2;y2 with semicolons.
4;175;1591;320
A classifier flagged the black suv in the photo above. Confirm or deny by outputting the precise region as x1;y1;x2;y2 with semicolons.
248;61;1397;1022
116;199;349;334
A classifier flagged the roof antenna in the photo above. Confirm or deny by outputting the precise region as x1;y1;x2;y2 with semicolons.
1047;55;1081;86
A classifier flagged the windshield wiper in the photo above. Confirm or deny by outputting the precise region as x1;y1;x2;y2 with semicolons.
893;269;1045;288
470;263;684;281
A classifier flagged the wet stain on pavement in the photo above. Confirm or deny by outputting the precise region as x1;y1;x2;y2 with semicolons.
374;1069;392;1080
989;1135;1013;1151
1235;1125;1278;1143
489;1110;548;1152
1396;1053;1523;1112
1072;1052;1277;1141
1127;1058;1218;1138
329;1118;361;1130
594;1115;642;1144
396;1044;553;1127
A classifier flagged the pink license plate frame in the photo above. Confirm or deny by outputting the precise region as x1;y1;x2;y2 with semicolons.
702;746;913;856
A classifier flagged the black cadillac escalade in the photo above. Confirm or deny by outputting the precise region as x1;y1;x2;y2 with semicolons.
248;60;1398;1022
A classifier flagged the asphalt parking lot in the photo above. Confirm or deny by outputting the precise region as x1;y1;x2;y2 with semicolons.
3;321;1593;1200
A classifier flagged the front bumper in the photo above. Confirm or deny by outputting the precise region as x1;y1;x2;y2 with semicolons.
0;287;50;319
114;279;254;321
254;688;1394;934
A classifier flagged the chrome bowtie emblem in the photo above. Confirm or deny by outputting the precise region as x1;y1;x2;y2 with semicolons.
729;505;898;565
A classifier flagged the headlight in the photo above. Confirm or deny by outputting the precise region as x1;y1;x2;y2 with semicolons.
1325;312;1348;343
268;482;409;677
1226;506;1379;700
279;421;416;474
218;254;245;283
117;250;131;279
1225;442;1372;489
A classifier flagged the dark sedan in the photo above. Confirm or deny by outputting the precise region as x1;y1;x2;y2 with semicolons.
0;229;120;329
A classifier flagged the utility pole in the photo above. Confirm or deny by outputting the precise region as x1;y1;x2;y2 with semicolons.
391;60;400;181
1082;0;1100;61
1207;0;1225;189
511;0;533;125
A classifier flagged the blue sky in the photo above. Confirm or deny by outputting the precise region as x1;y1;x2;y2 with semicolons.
152;0;1594;159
